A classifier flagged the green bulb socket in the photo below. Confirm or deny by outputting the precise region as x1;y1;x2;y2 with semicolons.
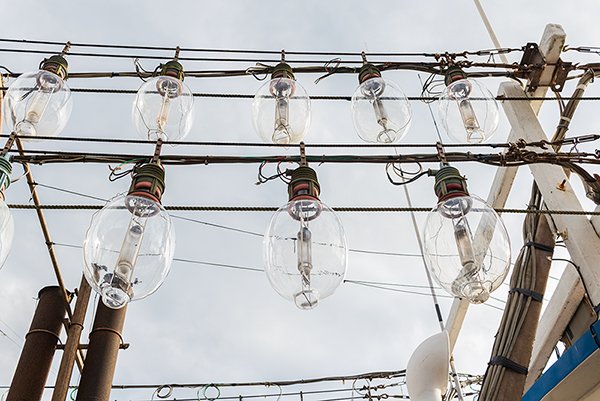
444;66;467;86
160;59;185;81
288;166;320;202
434;166;469;202
271;62;295;80
358;63;382;84
40;55;69;80
127;163;166;204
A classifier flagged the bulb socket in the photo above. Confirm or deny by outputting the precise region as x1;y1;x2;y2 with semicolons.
0;155;12;201
127;163;166;204
160;59;185;81
288;166;320;202
434;166;469;202
444;66;467;86
40;55;69;80
358;63;382;84
271;62;295;80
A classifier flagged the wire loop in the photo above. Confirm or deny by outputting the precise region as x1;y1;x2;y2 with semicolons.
152;384;174;400
198;384;221;401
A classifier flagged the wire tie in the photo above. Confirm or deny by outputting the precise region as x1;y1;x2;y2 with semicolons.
508;287;543;303
488;356;528;375
523;241;554;253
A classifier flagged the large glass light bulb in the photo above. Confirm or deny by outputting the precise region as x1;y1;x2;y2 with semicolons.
422;195;511;303
438;78;499;144
351;77;411;143
0;156;14;269
83;194;175;309
132;75;194;141
2;69;72;138
252;73;311;144
264;199;347;309
0;200;14;269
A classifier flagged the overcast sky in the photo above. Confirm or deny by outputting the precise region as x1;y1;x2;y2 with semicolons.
1;1;599;400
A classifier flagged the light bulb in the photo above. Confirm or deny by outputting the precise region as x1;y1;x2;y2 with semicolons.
132;60;194;141
252;63;310;144
351;65;411;143
264;167;347;309
0;156;14;269
83;164;175;309
2;55;72;139
438;67;499;144
422;167;510;304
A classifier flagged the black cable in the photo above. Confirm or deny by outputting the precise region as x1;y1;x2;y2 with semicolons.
6;132;599;149
0;38;523;58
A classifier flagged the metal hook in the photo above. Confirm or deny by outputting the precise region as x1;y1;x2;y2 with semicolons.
61;41;72;56
435;141;449;166
299;142;307;166
152;138;163;164
361;51;368;64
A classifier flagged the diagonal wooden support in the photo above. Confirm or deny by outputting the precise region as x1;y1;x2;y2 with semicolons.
499;82;600;390
445;24;567;351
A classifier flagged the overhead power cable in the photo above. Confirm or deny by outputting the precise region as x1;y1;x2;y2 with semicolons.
4;133;599;149
0;37;524;58
8;203;600;215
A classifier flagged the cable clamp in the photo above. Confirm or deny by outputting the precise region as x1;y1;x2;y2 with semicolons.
508;287;543;303
488;356;528;375
524;241;554;253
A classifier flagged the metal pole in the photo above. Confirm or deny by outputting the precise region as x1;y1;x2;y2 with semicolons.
51;276;91;401
75;301;127;401
7;286;65;401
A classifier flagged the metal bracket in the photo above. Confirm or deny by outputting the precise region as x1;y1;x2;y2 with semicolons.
550;58;573;92
515;42;545;91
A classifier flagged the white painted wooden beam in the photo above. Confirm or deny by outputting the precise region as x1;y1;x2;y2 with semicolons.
445;24;566;352
500;82;600;391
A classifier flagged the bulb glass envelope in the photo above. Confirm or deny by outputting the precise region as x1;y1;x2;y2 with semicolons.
0;201;14;269
438;78;499;144
264;199;347;309
2;70;72;138
422;195;511;303
252;77;311;144
83;194;175;309
351;77;411;143
132;75;194;141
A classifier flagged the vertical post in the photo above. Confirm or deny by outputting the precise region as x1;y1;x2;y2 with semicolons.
51;276;91;401
75;302;127;401
7;286;65;401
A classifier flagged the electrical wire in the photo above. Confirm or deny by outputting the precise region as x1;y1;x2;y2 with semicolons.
4;132;600;149
0;37;523;58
